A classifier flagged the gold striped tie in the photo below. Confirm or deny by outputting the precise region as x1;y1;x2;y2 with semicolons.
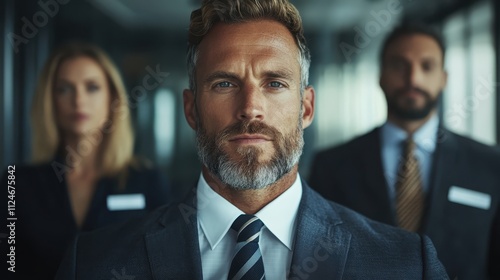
396;138;425;232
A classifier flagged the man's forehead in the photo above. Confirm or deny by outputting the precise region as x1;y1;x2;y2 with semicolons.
198;20;298;53
196;20;301;74
385;34;443;61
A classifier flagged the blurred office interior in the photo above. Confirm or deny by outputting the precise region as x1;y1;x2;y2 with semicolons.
1;0;499;198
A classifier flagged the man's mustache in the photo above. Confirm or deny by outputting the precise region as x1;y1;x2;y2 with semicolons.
218;121;280;141
395;87;431;98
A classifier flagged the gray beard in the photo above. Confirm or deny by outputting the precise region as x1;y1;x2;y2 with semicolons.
195;120;304;190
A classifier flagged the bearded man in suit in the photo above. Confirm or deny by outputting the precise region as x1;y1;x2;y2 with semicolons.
309;23;500;279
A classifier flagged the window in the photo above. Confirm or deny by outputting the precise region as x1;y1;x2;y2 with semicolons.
314;58;386;150
154;89;176;165
442;1;496;145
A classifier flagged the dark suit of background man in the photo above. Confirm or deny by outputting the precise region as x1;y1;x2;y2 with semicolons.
56;2;448;279
309;23;500;280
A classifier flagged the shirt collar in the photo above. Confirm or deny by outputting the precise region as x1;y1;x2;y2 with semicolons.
381;114;439;152
255;174;302;250
196;173;302;251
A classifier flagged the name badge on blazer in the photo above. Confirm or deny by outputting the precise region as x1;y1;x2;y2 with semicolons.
107;193;146;211
447;186;491;210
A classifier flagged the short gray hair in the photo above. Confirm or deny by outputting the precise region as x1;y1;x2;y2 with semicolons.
187;0;311;93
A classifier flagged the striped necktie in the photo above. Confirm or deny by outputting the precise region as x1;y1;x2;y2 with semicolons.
228;214;266;280
396;138;425;232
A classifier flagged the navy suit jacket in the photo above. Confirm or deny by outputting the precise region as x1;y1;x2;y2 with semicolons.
55;181;448;279
309;127;500;280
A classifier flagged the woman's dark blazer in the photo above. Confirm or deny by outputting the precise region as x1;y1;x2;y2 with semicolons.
0;161;171;280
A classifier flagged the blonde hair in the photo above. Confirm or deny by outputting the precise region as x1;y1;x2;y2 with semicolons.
31;42;134;177
187;0;311;92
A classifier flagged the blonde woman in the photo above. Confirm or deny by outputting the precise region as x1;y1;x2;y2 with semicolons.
1;43;170;280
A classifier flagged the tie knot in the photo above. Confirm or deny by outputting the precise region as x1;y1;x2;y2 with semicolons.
231;214;264;243
403;137;416;154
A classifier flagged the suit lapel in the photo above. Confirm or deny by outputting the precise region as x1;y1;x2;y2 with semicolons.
143;182;356;279
361;128;395;225
289;183;352;279
145;189;203;280
422;129;459;234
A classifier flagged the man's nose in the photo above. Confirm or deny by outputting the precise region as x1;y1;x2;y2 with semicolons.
236;84;265;122
406;65;424;87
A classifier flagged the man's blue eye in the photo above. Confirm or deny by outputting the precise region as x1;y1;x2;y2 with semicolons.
217;81;232;87
270;81;283;87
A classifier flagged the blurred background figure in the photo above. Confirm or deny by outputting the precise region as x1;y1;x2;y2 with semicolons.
309;23;500;279
1;42;171;280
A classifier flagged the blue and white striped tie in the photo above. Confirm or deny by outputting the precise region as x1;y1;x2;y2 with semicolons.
228;214;266;280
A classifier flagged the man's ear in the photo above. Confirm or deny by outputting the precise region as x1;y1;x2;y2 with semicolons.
183;89;197;130
301;86;315;129
441;70;448;89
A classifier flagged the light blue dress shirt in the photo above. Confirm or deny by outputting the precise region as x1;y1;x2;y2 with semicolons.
380;114;439;206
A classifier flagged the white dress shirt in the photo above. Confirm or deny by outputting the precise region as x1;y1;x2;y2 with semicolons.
196;173;303;280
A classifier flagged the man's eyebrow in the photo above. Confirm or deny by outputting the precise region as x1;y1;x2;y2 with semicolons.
386;55;407;61
387;54;439;61
421;56;439;63
262;70;295;81
203;71;240;84
203;69;296;85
